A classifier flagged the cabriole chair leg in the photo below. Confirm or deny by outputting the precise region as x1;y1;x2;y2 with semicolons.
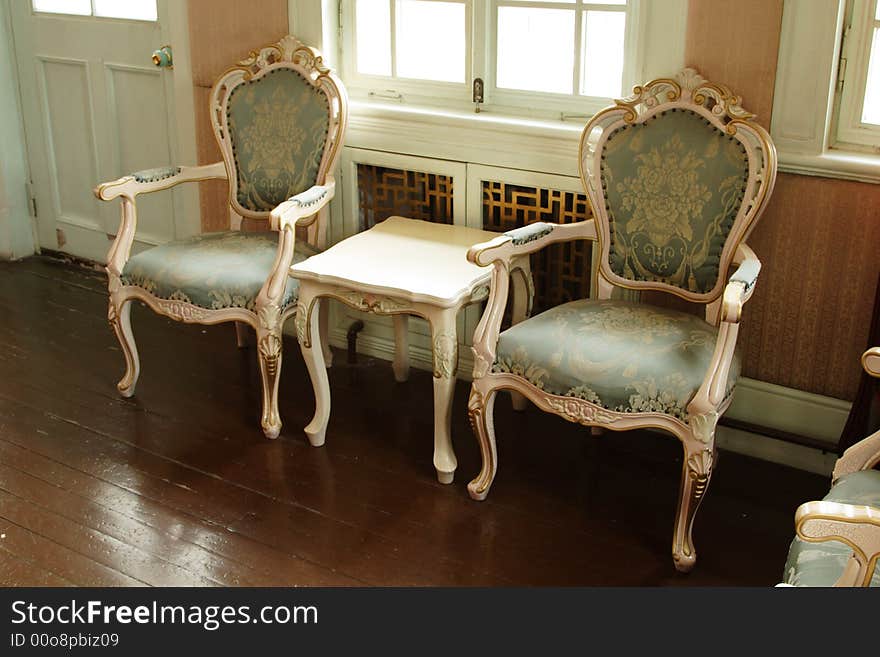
467;386;498;501
234;321;249;348
256;327;283;439
108;298;140;398
672;436;715;572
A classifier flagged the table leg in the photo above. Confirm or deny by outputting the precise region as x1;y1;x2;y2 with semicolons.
297;290;331;447
319;300;333;368
509;260;533;411
392;314;410;382
428;307;459;484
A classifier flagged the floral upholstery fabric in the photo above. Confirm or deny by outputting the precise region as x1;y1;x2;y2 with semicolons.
600;108;750;294
492;299;740;422
783;470;880;587
226;67;330;212
121;231;320;311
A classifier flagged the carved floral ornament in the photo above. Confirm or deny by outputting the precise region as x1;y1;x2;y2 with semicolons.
615;68;755;128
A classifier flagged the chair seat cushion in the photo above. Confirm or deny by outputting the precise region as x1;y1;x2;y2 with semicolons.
492;298;740;421
121;231;320;312
783;470;880;587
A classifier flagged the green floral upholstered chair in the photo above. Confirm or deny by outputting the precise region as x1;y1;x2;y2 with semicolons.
94;35;348;438
783;346;880;587
465;69;777;571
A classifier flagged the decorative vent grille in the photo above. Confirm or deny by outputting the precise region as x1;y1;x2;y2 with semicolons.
482;181;592;313
356;164;454;230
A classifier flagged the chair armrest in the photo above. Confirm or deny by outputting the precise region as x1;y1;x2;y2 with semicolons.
94;162;227;201
833;429;880;481
467;220;598;267
720;243;761;323
269;178;336;231
795;500;880;586
862;347;880;378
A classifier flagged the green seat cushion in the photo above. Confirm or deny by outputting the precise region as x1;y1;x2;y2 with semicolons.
783;470;880;587
121;231;319;312
492;299;740;422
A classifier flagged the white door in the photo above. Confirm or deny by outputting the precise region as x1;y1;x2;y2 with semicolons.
10;0;197;263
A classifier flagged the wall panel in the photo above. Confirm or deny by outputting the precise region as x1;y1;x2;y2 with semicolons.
186;0;288;231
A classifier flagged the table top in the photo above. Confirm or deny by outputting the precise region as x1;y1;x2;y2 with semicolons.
290;217;500;307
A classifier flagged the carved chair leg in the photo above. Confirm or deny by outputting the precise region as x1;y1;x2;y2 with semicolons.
430;309;459;484
509;265;533;412
392;314;410;383
234;321;250;348
108;298;140;397
256;327;283;439
319;300;333;368
467;386;498;501
297;295;331;447
672;434;716;573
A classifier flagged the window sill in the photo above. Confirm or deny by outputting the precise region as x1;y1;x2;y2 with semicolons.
345;99;587;176
777;149;880;185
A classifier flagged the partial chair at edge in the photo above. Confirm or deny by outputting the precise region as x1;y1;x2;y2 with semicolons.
465;68;777;571
783;346;880;587
94;35;348;439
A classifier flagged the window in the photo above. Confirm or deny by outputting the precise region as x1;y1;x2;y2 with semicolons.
341;0;638;117
32;0;158;21
835;0;880;149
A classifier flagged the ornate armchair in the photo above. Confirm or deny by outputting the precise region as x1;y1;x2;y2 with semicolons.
465;69;777;571
783;347;880;587
94;36;347;438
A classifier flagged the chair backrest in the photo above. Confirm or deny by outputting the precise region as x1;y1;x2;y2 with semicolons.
210;35;347;228
579;68;776;304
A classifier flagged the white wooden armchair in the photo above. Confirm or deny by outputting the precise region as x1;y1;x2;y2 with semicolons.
783;347;880;587
465;69;777;571
94;35;347;438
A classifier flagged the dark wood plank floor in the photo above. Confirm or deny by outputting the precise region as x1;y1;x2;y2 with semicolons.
0;256;829;586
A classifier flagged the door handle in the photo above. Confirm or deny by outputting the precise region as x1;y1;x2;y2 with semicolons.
151;45;173;68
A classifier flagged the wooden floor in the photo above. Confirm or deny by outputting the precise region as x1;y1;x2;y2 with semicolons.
0;256;829;586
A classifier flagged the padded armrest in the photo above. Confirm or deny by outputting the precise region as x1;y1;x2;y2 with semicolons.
729;257;761;292
468;220;597;267
95;162;227;201
269;180;335;231
720;243;761;323
796;500;880;586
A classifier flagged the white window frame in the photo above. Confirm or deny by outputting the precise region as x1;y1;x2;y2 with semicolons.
834;0;880;150
339;0;643;118
771;0;880;182
340;0;473;109
31;0;159;22
484;0;641;117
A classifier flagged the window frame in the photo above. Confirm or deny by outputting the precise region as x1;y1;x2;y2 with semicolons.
339;0;642;118
340;0;474;108
31;0;159;22
834;0;880;150
484;0;640;117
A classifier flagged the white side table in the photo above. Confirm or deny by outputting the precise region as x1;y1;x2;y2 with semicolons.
290;216;533;483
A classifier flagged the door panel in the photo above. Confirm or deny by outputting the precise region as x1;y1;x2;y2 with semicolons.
37;56;100;232
105;62;175;244
10;0;188;262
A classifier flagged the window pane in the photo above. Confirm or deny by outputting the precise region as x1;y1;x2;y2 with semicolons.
497;7;575;94
93;0;157;21
396;1;466;83
32;0;91;16
356;0;392;76
862;27;880;124
581;10;625;97
875;0;880;21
